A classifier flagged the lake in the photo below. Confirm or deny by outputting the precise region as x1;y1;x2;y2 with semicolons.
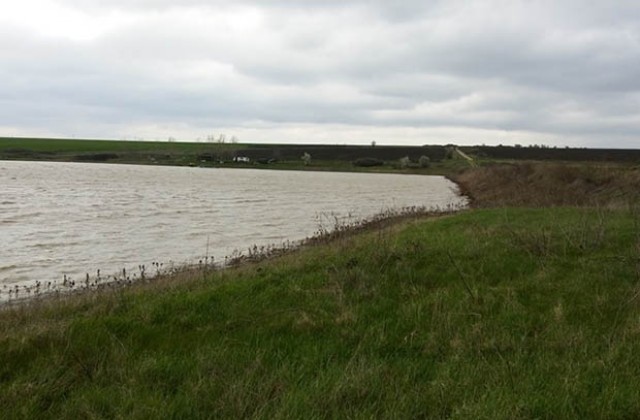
0;161;466;299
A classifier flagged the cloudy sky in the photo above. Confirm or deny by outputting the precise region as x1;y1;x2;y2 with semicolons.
1;0;639;147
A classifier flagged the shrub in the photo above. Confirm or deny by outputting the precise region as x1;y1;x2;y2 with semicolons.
444;146;455;159
353;157;384;167
75;153;119;162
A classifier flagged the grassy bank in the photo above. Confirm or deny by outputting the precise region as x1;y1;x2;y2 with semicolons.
2;206;640;418
455;162;640;208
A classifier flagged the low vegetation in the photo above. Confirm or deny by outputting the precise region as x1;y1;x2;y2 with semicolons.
465;144;640;163
455;162;640;208
352;157;385;167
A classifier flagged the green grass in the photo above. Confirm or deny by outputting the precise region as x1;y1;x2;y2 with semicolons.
0;137;241;154
2;207;640;418
0;137;244;168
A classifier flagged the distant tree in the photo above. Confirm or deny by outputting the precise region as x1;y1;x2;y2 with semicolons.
301;152;311;166
167;136;176;143
418;155;431;168
207;134;229;143
371;141;376;147
398;156;410;168
444;146;455;159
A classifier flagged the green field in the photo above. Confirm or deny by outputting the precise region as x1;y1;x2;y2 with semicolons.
0;137;246;168
0;137;238;153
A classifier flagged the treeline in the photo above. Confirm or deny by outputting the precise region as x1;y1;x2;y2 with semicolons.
466;145;640;163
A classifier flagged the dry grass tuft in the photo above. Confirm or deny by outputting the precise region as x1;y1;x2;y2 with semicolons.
455;162;640;208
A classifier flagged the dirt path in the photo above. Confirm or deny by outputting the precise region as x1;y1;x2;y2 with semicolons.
455;148;477;167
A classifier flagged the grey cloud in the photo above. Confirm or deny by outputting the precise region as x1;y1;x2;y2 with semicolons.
2;1;640;146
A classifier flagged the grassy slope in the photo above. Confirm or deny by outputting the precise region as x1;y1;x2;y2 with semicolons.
455;162;640;208
2;207;640;418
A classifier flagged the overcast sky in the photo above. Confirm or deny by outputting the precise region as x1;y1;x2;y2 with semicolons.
1;1;639;147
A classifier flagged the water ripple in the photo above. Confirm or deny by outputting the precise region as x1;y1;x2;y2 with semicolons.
0;161;466;298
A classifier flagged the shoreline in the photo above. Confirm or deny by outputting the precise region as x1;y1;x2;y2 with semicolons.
5;158;638;308
0;205;466;310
